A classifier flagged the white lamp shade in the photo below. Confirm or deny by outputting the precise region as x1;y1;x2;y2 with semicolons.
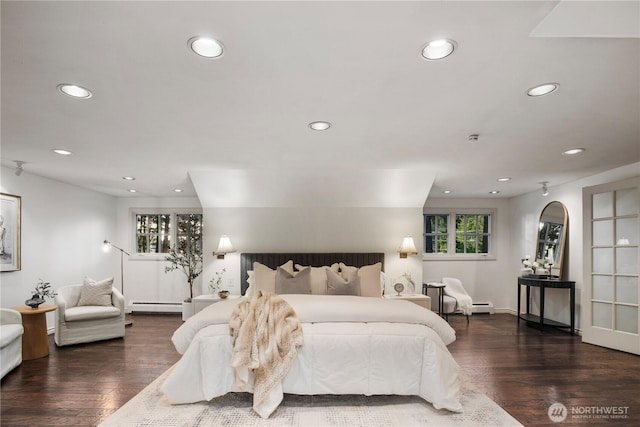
215;235;235;255
399;236;418;258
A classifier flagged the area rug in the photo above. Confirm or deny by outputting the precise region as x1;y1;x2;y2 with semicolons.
100;368;522;427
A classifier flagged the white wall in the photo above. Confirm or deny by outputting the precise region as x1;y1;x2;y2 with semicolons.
0;166;117;329
202;207;424;296
422;198;513;311
509;162;640;330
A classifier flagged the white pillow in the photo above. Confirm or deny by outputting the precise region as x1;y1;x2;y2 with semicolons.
245;270;254;297
295;263;339;295
358;262;383;297
339;262;383;298
77;277;114;307
252;260;294;294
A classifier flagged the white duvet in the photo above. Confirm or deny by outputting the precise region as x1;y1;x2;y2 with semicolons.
161;295;462;412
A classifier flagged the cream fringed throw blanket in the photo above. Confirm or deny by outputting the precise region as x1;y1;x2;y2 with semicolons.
229;291;304;419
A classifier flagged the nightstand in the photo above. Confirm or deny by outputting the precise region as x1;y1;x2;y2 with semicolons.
384;294;432;310
193;294;241;314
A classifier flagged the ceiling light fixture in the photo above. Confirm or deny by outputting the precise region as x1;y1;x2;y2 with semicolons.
52;149;73;155
188;36;224;58
541;182;549;196
562;148;585;155
527;83;559;97
14;161;24;176
468;134;479;142
309;121;331;131
57;84;92;99
128;189;137;193
496;177;511;182
421;39;456;60
442;190;452;194
122;176;136;181
489;190;500;194
174;189;183;193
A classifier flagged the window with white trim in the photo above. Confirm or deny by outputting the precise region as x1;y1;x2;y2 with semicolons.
424;209;495;259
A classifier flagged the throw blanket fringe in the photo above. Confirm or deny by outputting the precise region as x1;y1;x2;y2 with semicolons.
229;291;304;418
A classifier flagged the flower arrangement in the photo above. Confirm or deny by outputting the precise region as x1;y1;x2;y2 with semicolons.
209;268;227;294
402;272;416;294
25;279;57;309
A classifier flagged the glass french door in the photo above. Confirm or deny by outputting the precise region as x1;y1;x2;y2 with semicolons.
582;177;639;355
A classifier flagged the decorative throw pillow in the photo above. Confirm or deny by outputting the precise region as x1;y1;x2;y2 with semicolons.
358;262;383;297
77;277;114;307
294;263;339;295
275;267;312;294
326;269;360;296
252;261;294;294
338;263;359;280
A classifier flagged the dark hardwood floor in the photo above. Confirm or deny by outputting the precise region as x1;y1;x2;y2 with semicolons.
1;313;638;426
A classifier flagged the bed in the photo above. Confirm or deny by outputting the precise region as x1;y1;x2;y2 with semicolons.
161;253;462;418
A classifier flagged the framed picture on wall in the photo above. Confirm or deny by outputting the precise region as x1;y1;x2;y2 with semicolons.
1;192;21;272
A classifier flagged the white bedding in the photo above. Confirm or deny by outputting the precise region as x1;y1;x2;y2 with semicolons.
161;294;462;412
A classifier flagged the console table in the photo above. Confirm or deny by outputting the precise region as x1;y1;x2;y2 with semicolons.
517;276;575;335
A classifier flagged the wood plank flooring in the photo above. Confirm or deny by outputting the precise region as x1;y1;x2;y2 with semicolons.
1;313;639;426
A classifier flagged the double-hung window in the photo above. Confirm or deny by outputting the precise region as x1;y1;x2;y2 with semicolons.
134;210;202;258
423;209;495;259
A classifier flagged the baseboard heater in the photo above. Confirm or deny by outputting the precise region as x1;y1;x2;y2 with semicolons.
472;302;495;314
130;301;181;313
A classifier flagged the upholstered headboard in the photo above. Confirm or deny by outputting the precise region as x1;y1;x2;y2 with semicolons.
240;252;385;295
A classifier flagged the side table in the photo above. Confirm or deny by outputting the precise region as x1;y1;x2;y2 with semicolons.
384;294;432;310
12;304;57;360
193;294;241;314
422;282;446;317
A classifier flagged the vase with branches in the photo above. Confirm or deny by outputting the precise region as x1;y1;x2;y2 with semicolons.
164;244;202;302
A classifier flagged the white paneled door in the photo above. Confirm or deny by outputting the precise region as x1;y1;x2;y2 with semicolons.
582;177;640;355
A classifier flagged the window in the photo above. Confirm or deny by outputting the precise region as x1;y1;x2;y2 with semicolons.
134;211;202;256
455;214;490;254
424;209;495;259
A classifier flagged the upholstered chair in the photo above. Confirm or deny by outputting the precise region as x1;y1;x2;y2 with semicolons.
1;308;24;379
441;277;473;323
54;279;125;347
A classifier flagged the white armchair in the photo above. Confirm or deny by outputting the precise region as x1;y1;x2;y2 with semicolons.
1;308;24;379
54;284;125;346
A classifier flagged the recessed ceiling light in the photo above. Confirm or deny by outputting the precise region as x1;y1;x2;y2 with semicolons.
442;190;452;194
562;148;585;155
496;177;511;182
421;39;456;60
188;36;224;58
489;190;500;194
174;189;183;193
309;121;331;131
128;189;137;193
52;149;72;155
57;84;92;99
527;83;559;97
122;176;136;181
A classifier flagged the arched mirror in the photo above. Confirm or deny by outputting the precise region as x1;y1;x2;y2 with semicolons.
536;201;568;279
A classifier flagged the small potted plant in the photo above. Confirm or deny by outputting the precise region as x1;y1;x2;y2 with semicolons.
25;279;57;309
209;268;229;299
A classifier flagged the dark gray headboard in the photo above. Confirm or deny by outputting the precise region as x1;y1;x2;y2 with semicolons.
240;252;385;295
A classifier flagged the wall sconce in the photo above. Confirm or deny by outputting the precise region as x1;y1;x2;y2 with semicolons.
399;235;418;258
541;182;549;197
214;234;235;259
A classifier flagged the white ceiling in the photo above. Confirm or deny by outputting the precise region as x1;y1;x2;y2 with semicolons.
1;1;639;207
